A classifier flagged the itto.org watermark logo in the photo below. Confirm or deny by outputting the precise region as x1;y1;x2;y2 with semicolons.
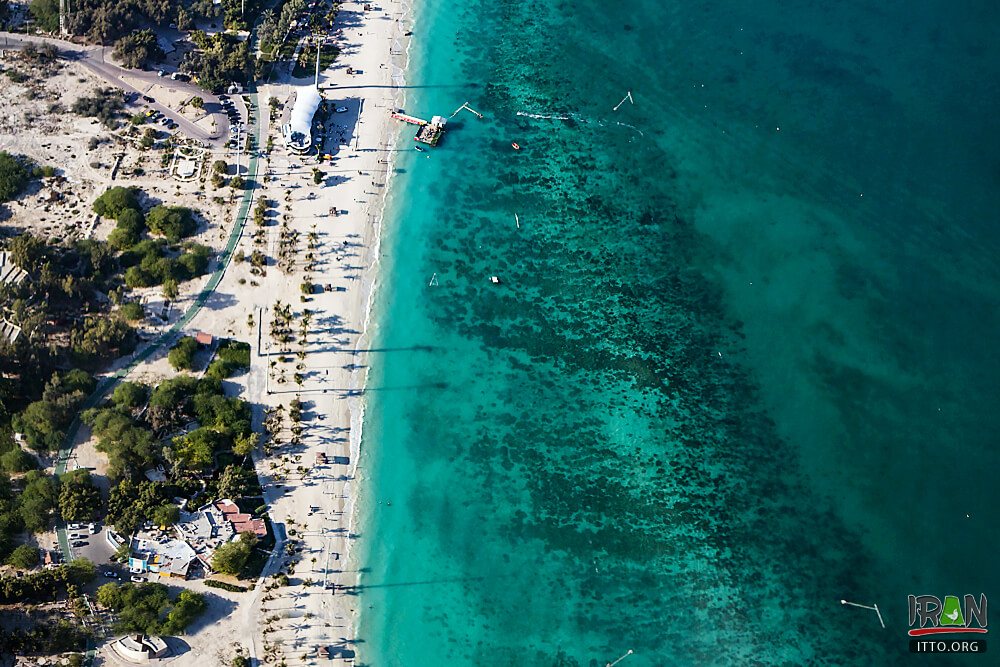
909;594;988;654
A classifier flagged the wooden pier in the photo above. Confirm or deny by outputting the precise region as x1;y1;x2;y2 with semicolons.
391;110;448;146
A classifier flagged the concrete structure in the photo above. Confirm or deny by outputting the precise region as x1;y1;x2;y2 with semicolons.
215;499;267;537
281;86;322;154
0;251;27;287
176;502;234;565
111;634;169;663
128;535;197;579
0;320;21;344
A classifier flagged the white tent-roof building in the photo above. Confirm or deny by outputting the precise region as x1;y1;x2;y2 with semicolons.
282;87;322;154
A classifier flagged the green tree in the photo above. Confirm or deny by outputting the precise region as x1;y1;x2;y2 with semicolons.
232;432;257;458
1;448;36;473
170;427;219;473
0;151;34;202
113;29;165;70
19;471;59;533
92;186;141;219
152;503;179;527
6;543;40;569
210;532;255;576
120;302;145;321
106;480;166;535
168;336;199;370
161;589;206;634
58;469;102;522
111;381;149;410
12;400;63;450
146;205;197;242
71;316;136;367
217;464;255;499
162;278;179;300
212;159;228;174
83;409;159;481
96;581;124;609
27;0;60;32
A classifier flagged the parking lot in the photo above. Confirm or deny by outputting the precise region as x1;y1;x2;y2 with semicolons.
66;523;116;571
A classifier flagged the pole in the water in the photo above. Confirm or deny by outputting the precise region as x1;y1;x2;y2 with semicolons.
606;649;634;667
613;91;634;111
840;600;886;629
514;213;520;229
428;273;438;286
451;102;485;119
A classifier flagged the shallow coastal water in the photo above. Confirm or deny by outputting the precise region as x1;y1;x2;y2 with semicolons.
356;0;1000;664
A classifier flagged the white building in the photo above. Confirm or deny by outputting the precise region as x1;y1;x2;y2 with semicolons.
281;86;322;154
111;634;169;663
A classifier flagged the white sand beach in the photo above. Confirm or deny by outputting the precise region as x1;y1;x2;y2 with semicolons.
162;2;414;664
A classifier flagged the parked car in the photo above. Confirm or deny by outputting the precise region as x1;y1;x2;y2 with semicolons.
102;570;116;578
335;106;348;113
131;575;145;583
143;95;155;103
72;540;87;547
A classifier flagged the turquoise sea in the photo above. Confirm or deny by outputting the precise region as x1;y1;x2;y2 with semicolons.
356;0;1000;664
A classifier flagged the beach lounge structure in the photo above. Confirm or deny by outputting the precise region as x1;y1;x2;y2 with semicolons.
128;535;198;579
111;634;169;663
282;86;322;154
0;320;21;344
173;498;266;572
391;111;447;146
214;499;267;537
0;251;27;287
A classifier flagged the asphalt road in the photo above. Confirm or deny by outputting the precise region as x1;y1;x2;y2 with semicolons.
0;31;232;147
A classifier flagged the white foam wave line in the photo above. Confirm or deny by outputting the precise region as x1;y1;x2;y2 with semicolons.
516;111;571;121
615;121;645;137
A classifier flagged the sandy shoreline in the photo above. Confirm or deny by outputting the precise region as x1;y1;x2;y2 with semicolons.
191;1;417;664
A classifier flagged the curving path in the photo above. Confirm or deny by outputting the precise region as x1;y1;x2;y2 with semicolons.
53;93;261;560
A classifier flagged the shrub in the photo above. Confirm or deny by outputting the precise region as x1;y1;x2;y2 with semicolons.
120;302;145;321
6;544;40;569
168;336;200;370
93;186;141;219
113;29;164;70
1;448;36;473
0;151;34;202
206;340;251;380
147;205;197;242
205;579;248;593
70;88;124;127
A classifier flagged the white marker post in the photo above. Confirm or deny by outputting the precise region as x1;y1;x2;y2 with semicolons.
841;599;886;629
606;649;634;667
613;91;634;112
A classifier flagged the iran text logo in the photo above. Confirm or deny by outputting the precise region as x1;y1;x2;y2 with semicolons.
908;594;988;636
908;594;988;653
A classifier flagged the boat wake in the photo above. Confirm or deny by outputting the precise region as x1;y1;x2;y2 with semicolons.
516;110;575;121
